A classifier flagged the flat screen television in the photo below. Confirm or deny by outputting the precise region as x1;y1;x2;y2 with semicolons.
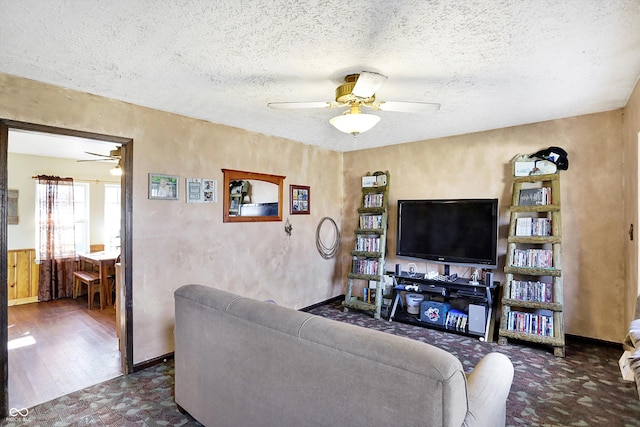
396;198;499;270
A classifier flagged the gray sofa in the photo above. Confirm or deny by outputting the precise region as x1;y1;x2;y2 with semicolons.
174;284;514;427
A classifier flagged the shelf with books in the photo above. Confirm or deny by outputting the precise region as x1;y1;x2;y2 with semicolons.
499;171;565;357
515;217;552;237
509;279;553;302
358;213;383;230
353;235;381;253
343;171;390;320
502;279;563;311
506;309;554;336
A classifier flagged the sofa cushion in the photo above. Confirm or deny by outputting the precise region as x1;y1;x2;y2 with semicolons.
628;319;640;348
628;349;640;397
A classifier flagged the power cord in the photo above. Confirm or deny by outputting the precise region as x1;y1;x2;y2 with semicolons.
316;217;340;259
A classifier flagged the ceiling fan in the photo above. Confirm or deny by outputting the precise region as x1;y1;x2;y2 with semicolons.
78;147;123;176
78;147;121;162
267;71;440;136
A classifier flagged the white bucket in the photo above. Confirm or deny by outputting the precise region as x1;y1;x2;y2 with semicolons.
405;293;424;315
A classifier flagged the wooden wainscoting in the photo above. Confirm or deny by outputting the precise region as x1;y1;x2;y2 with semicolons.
7;249;39;306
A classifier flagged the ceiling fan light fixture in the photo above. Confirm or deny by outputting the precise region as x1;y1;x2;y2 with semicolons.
329;106;380;136
110;162;123;176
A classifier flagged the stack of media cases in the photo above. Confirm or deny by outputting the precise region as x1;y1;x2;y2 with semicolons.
509;248;553;269
515;217;551;236
510;280;553;302
355;236;380;252
359;214;383;229
507;311;554;337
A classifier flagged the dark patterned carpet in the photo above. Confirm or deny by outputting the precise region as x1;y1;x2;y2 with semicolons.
3;299;639;426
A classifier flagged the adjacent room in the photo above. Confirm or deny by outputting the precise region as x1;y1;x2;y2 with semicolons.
6;129;125;409
1;1;640;425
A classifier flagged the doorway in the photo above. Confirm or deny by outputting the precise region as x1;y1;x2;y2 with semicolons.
0;119;134;415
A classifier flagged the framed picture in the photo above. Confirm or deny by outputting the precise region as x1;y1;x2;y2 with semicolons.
148;173;179;200
8;189;18;225
290;185;310;215
186;178;217;203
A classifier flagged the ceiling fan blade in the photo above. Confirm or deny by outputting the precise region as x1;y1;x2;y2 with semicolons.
352;71;388;99
84;151;113;158
375;101;441;113
267;101;333;110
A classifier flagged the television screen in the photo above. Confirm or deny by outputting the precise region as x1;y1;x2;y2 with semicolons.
396;198;498;269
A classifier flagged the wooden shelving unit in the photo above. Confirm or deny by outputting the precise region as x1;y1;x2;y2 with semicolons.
498;172;565;357
342;171;390;320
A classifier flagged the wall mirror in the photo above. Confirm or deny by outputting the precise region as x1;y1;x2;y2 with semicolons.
222;169;286;222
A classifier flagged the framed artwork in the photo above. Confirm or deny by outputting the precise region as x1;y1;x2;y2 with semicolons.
148;173;179;200
290;185;310;215
8;189;18;224
186;178;217;203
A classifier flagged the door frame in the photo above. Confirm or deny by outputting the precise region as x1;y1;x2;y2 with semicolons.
0;119;134;416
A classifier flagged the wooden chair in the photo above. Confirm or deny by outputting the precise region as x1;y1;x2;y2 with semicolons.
73;258;104;310
89;244;105;253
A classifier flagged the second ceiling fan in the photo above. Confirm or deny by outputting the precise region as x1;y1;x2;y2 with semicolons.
78;146;121;162
268;71;440;136
77;146;123;176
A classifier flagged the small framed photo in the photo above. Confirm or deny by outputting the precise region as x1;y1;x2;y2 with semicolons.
290;185;310;215
186;178;217;203
149;173;179;200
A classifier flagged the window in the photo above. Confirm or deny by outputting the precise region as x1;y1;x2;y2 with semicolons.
104;184;121;252
73;183;90;254
35;179;86;260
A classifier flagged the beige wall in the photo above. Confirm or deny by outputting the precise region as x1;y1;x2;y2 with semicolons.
7;152;115;251
344;111;627;342
1;70;637;360
623;77;640;325
0;73;344;364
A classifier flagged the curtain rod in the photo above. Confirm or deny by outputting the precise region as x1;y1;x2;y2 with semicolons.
31;176;120;184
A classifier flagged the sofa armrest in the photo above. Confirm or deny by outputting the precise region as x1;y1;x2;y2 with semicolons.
463;352;514;427
624;319;640;352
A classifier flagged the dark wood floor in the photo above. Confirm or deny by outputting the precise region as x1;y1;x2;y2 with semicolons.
7;297;122;410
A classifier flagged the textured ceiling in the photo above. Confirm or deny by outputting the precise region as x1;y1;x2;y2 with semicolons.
2;1;640;152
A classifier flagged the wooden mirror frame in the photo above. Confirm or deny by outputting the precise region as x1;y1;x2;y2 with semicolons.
222;169;286;222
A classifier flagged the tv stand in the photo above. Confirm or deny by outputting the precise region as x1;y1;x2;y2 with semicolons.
388;272;499;341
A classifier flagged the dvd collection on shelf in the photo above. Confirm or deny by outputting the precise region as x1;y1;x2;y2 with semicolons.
518;187;552;206
445;309;468;331
359;214;383;229
515;217;552;236
510;280;553;302
355;236;381;252
352;259;380;275
363;193;384;208
507;310;554;336
510;248;553;268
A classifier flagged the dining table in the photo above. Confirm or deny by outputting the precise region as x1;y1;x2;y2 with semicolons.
78;251;120;307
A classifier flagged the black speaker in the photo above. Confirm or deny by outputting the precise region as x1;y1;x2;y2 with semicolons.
395;264;401;275
484;271;494;286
